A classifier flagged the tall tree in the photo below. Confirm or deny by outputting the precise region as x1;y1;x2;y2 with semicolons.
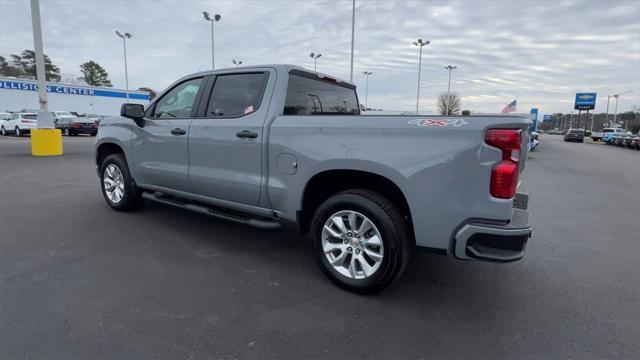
0;55;23;77
79;61;112;87
11;50;61;81
137;87;157;100
437;93;461;115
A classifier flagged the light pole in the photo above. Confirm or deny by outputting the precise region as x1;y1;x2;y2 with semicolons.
309;52;322;72
444;65;457;115
349;0;355;82
202;11;221;70
232;59;242;68
605;95;612;127
611;90;634;128
362;71;372;110
413;39;430;114
115;30;132;101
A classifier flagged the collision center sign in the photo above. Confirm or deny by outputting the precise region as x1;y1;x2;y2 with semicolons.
0;79;149;100
574;93;597;110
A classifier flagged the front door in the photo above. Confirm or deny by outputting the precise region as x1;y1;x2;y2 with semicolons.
188;71;272;206
131;77;204;191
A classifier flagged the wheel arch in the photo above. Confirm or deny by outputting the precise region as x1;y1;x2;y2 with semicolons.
96;142;125;168
299;169;414;242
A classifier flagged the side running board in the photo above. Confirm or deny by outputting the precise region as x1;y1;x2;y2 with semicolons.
141;192;281;231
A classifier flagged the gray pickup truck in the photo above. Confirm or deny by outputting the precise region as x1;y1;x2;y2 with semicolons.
95;64;532;293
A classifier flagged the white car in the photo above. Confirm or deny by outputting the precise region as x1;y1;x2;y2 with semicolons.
1;112;38;136
0;113;11;134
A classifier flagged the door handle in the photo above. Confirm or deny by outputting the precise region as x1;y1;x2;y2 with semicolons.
236;130;258;139
171;128;187;136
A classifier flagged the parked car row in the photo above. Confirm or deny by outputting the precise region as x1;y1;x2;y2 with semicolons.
0;111;108;137
591;127;630;142
604;133;640;150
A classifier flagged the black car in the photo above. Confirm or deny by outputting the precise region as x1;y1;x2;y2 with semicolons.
63;118;98;136
563;129;585;142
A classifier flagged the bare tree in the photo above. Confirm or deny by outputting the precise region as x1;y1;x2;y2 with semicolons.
437;93;461;115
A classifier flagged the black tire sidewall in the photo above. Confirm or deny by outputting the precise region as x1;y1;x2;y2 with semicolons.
311;192;406;292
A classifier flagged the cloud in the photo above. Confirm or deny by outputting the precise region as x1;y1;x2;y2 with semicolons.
1;0;638;114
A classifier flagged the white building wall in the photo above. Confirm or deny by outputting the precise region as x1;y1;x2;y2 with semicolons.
0;77;149;115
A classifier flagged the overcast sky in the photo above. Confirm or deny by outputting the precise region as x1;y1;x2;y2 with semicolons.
1;0;639;114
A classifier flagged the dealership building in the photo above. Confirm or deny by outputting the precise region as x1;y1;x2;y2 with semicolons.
0;77;150;115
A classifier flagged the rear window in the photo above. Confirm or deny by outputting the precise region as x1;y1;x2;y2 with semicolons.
22;114;37;119
569;129;584;134
603;129;614;133
284;74;360;115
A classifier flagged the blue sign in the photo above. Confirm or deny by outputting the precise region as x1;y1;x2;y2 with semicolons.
0;79;150;100
543;114;553;122
574;93;596;110
530;108;538;131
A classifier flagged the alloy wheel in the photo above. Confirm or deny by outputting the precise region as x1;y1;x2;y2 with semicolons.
321;210;384;280
103;164;125;204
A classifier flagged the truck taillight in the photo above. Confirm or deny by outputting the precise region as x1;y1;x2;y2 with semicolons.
485;129;521;199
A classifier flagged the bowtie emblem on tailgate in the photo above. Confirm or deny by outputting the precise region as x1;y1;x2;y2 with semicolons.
408;118;468;127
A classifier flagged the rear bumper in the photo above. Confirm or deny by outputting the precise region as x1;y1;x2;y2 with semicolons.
454;192;531;262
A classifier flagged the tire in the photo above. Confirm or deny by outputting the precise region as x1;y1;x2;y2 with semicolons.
99;153;143;211
15;127;21;137
310;189;411;293
64;128;70;136
1;126;5;136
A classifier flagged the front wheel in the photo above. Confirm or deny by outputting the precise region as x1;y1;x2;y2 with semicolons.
100;154;142;211
15;127;21;137
310;189;411;293
63;128;70;136
1;126;5;136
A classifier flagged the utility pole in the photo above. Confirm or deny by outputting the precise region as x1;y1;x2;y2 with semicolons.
413;39;430;114
203;11;221;70
115;31;132;101
349;0;355;82
362;71;372;110
444;65;457;115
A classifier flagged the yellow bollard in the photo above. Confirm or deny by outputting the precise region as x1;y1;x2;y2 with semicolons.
30;128;63;156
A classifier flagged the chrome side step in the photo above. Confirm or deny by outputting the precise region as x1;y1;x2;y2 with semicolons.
141;192;281;230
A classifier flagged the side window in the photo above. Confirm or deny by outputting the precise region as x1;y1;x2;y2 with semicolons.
153;78;203;118
206;73;268;118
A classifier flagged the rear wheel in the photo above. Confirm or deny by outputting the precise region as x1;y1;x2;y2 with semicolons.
1;126;5;136
100;154;142;211
63;128;70;136
15;127;21;137
310;189;411;293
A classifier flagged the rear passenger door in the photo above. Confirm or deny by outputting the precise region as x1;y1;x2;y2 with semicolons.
131;77;204;192
187;71;272;206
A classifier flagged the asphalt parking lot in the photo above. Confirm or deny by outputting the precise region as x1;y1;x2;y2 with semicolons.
1;134;638;359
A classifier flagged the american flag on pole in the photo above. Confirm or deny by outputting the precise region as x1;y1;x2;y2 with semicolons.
501;99;517;113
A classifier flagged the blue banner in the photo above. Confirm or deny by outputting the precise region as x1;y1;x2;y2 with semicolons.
0;79;149;100
543;114;552;122
574;93;596;110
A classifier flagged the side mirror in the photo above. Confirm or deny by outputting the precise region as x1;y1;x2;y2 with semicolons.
120;103;145;120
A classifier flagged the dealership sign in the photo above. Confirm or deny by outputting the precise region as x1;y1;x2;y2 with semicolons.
0;79;149;100
574;93;597;110
543;114;552;122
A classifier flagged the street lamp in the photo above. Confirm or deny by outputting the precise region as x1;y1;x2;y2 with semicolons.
202;11;221;70
611;90;634;128
413;39;430;114
444;65;457;115
232;59;242;67
362;71;373;110
349;0;355;82
309;52;322;72
115;30;132;101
